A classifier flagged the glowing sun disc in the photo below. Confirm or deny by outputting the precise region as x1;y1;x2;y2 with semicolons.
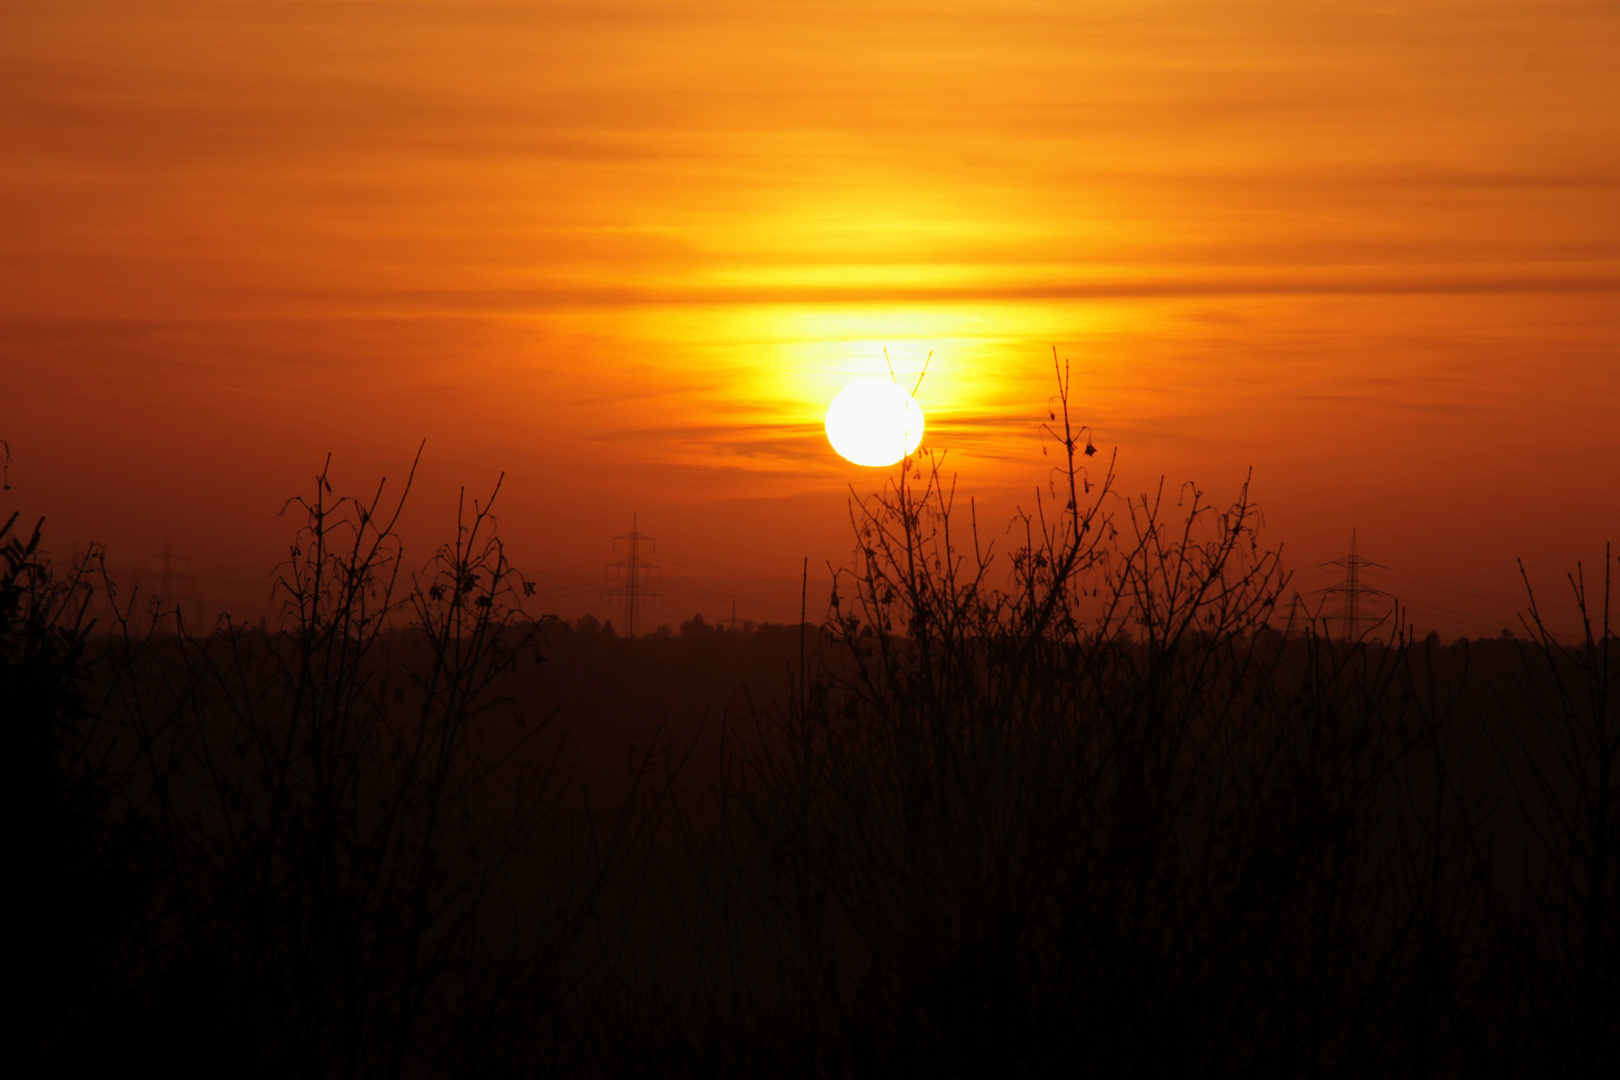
825;380;925;467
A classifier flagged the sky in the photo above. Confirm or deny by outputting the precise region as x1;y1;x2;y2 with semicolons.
3;0;1618;636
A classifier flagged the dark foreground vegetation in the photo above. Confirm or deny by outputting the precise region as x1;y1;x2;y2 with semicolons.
7;396;1618;1078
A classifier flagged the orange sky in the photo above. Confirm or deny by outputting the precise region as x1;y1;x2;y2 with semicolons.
3;0;1618;635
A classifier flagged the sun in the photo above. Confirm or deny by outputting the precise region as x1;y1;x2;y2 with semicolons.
824;380;925;467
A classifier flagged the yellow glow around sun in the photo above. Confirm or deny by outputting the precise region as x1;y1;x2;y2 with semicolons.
825;380;925;467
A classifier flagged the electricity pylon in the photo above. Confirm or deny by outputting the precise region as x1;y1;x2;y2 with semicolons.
145;539;190;625
604;514;660;637
1316;529;1390;640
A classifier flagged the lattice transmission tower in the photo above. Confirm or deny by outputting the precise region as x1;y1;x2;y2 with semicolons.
145;539;191;629
1316;529;1390;640
604;514;661;637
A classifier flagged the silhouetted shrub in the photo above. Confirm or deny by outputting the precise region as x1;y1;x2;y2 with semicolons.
9;370;1618;1079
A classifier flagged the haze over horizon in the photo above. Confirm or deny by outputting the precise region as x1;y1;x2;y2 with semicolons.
4;0;1618;637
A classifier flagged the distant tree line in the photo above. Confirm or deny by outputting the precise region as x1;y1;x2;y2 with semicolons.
5;392;1616;1078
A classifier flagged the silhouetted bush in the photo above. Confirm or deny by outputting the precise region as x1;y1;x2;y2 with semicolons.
8;371;1617;1078
579;362;1614;1080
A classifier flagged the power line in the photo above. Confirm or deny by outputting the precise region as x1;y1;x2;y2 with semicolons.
1379;566;1582;619
656;549;813;587
660;581;805;616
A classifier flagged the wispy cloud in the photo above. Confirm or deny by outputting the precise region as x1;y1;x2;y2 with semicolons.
2;0;1618;634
